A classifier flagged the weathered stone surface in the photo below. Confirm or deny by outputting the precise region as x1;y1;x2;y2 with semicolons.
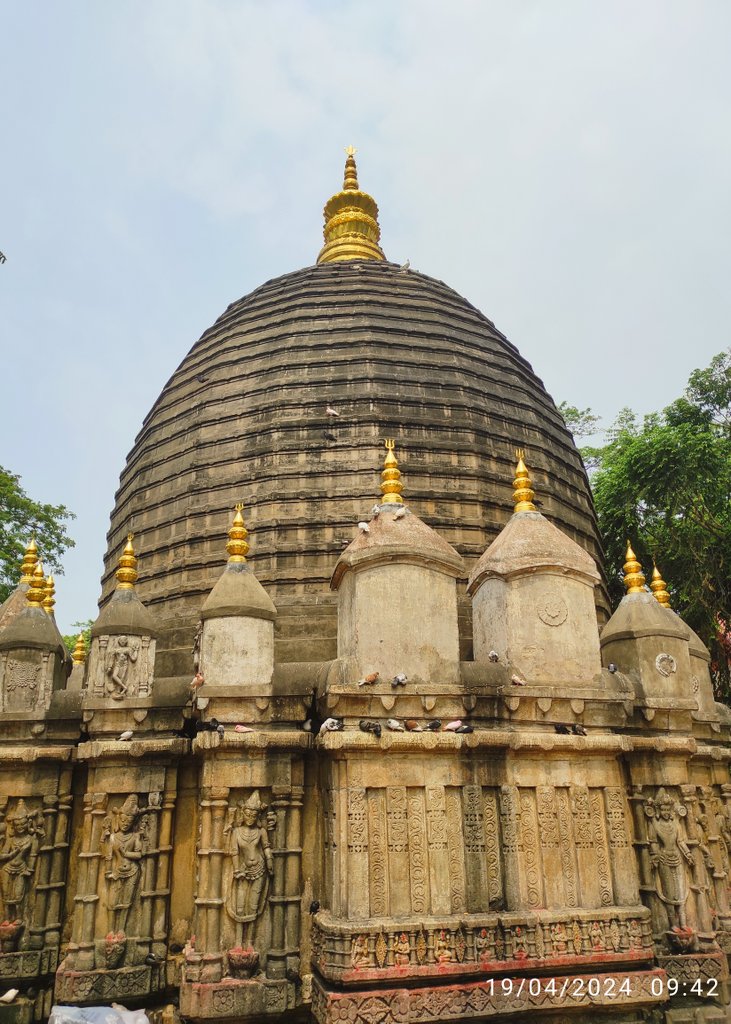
100;261;604;676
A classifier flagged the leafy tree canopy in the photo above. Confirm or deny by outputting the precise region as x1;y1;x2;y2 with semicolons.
0;466;75;603
562;348;731;695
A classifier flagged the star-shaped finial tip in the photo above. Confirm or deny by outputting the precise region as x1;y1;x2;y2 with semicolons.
345;144;357;157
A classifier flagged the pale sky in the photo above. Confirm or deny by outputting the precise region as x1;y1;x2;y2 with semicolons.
2;1;730;633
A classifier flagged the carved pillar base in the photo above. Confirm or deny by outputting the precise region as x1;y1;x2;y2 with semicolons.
311;968;667;1023
179;977;292;1021
54;963;162;1005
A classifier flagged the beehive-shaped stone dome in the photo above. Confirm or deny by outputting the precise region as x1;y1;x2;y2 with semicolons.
101;162;603;678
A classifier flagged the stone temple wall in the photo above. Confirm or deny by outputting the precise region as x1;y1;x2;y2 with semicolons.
1;485;730;1024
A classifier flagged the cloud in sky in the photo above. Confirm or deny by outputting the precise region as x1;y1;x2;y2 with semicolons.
1;0;730;631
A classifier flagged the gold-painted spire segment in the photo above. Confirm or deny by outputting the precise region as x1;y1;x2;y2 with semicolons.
43;573;56;616
71;633;87;665
513;449;537;513
19;539;38;584
380;439;405;505
116;534;138;590
623;541;646;594
317;148;386;264
651;562;671;607
226;504;250;563
26;563;46;609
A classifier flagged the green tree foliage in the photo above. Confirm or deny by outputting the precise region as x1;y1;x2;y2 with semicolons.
563;349;731;695
0;466;75;603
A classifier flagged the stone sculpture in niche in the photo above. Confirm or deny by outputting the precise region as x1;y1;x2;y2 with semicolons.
351;934;369;969
105;635;139;699
101;794;144;936
0;799;42;939
224;791;276;949
645;788;694;932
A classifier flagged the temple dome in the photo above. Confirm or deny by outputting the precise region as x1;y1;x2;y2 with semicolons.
101;161;604;677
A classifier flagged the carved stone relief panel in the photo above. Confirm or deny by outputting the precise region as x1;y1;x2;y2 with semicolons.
222;789;276;962
88;635;155;700
0;651;55;713
0;797;43;945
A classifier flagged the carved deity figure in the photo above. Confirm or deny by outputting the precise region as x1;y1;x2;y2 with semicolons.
434;930;453;962
645;788;693;930
224;791;276;948
550;922;568;954
394;932;410;965
590;921;605;950
0;800;41;924
351;933;369;969
105;635;139;699
101;795;144;935
475;927;490;961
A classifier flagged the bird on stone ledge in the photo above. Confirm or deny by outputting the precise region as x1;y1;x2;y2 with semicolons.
386;718;405;732
392;672;407;688
118;730;133;741
358;521;370;533
358;671;380;687
359;720;382;738
572;723;587;736
554;724;570;735
319;717;344;734
190;672;205;692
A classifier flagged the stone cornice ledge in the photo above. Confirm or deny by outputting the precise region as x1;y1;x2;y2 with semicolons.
0;744;75;763
76;737;189;760
317;730;697;754
193;729;312;752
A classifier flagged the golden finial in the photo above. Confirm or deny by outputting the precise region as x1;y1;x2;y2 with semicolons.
19;539;38;584
650;562;671;607
43;573;56;616
116;533;138;590
226;504;250;563
380;439;405;505
26;562;46;609
623;541;646;594
513;449;536;513
71;633;87;665
317;149;386;264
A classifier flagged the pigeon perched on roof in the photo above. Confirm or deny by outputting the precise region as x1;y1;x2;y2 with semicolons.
404;720;422;732
234;724;255;733
118;730;133;741
386;718;405;732
326;406;340;417
572;723;587;736
359;719;382;738
358;521;370;533
392;673;407;688
358;671;379;687
455;723;474;734
444;720;463;732
511;674;527;686
554;724;570;734
488;650;499;663
393;506;407;520
424;720;442;732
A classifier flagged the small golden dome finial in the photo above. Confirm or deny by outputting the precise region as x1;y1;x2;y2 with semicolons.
71;632;87;665
317;149;386;264
19;539;38;584
380;439;405;505
26;562;46;609
43;573;56;616
226;504;250;563
623;541;646;594
650;562;671;608
116;533;138;590
513;449;537;513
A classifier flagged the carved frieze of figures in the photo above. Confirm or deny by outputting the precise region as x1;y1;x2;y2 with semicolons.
90;635;154;700
100;794;147;940
644;788;694;934
0;799;43;945
223;791;276;950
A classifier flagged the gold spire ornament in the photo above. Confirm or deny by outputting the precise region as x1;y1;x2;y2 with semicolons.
20;539;38;584
26;563;46;608
650;562;671;607
71;633;87;665
513;450;537;513
317;148;386;264
623;541;646;594
380;440;405;505
226;504;250;563
43;573;56;616
116;534;138;590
